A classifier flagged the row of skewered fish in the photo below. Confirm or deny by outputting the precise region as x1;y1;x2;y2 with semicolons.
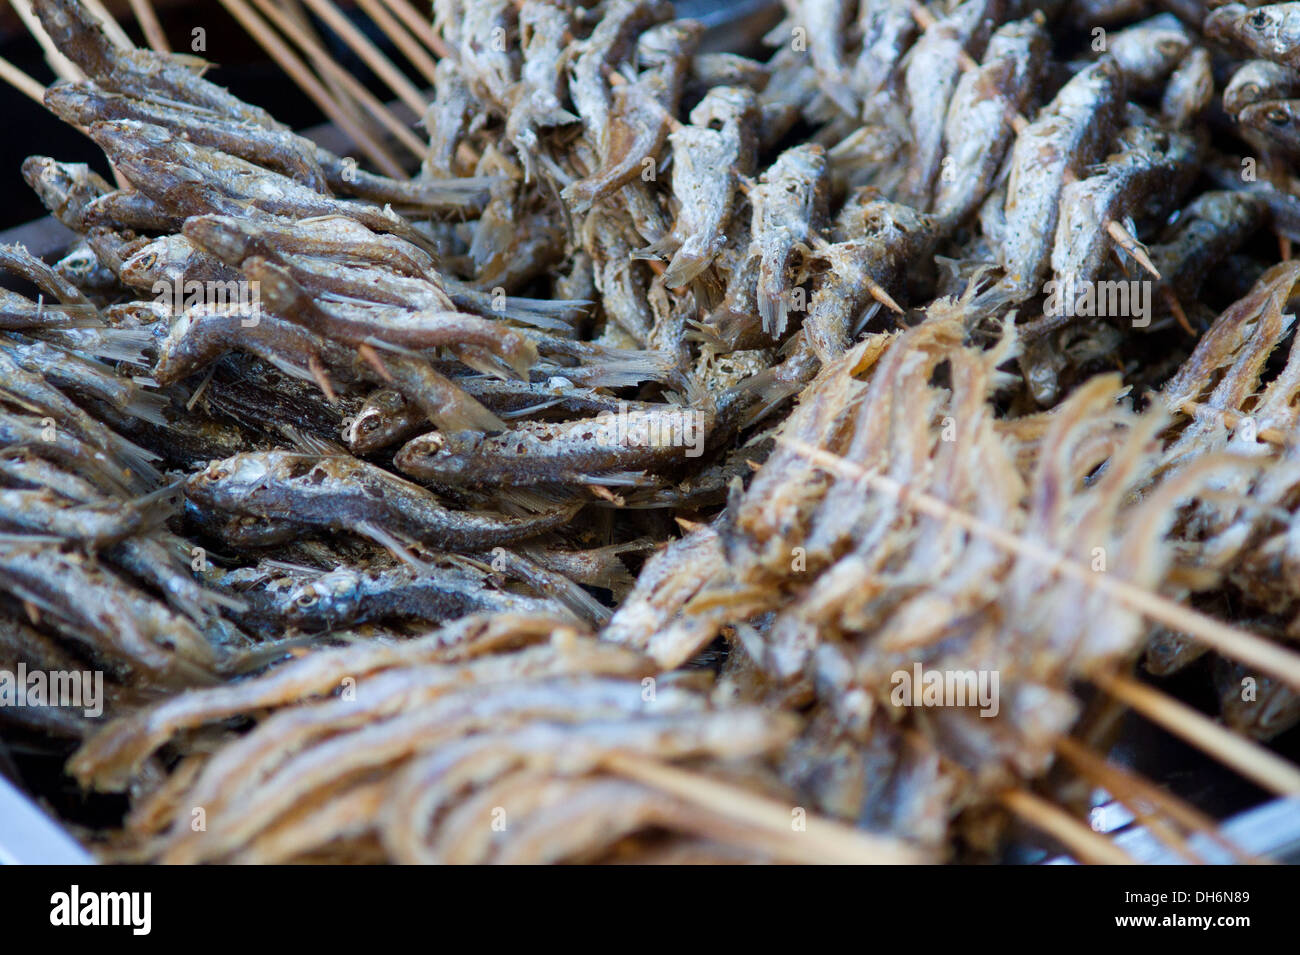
2;0;1300;862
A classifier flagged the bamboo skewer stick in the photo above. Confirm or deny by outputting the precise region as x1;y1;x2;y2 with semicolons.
1059;741;1210;864
10;0;83;82
250;0;427;160
356;0;440;88
281;0;363;125
217;0;408;178
1072;772;1204;864
297;0;428;116
784;439;1300;693
0;54;47;105
603;753;931;864
999;788;1137;864
81;0;135;50
1096;672;1300;795
1056;737;1264;864
1175;399;1289;447
10;1;136;190
127;0;171;54
381;0;452;59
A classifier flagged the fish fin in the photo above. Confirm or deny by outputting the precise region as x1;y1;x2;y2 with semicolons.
545;578;611;625
59;327;154;364
571;471;654;487
631;240;672;262
127;481;183;528
488;485;576;514
355;521;431;572
720;369;804;430
448;343;520;381
499;399;563;420
123;388;169;426
279;425;348;457
420;392;508;435
106;433;164;485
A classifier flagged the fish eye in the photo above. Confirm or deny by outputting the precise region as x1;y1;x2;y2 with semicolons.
295;592;318;607
1251;12;1269;27
360;417;379;433
1267;107;1290;126
422;432;445;452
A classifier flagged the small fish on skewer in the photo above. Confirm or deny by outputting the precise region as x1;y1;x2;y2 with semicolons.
931;15;1048;230
185;451;580;551
984;57;1125;306
280;560;571;632
640;86;761;288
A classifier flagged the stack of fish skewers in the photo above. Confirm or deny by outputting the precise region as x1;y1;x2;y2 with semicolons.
0;0;1298;864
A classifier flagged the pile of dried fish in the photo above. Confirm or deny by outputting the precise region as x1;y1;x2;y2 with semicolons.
4;0;1300;863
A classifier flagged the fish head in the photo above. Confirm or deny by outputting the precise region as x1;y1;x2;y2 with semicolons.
242;257;305;314
185;453;274;509
87;120;167;164
1224;59;1299;116
182;216;252;267
121;236;192;290
393;430;473;480
1256;680;1300;738
56;244;102;281
1208;3;1296;56
42;81;98;126
283;568;363;630
344;390;409;453
1240;100;1300;139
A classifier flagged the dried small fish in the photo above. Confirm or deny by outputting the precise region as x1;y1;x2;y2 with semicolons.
747;143;830;336
791;0;860;117
281;560;566;631
183;214;435;279
932;16;1048;229
1051;124;1200;290
992;57;1125;302
244;257;537;378
44;82;329;191
854;0;918;100
394;401;714;487
644;86;760;287
506;1;580;179
186;452;579;549
1162;47;1215;128
899;0;1001;207
1108;14;1194;92
1149;191;1267;304
1215;658;1300;740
